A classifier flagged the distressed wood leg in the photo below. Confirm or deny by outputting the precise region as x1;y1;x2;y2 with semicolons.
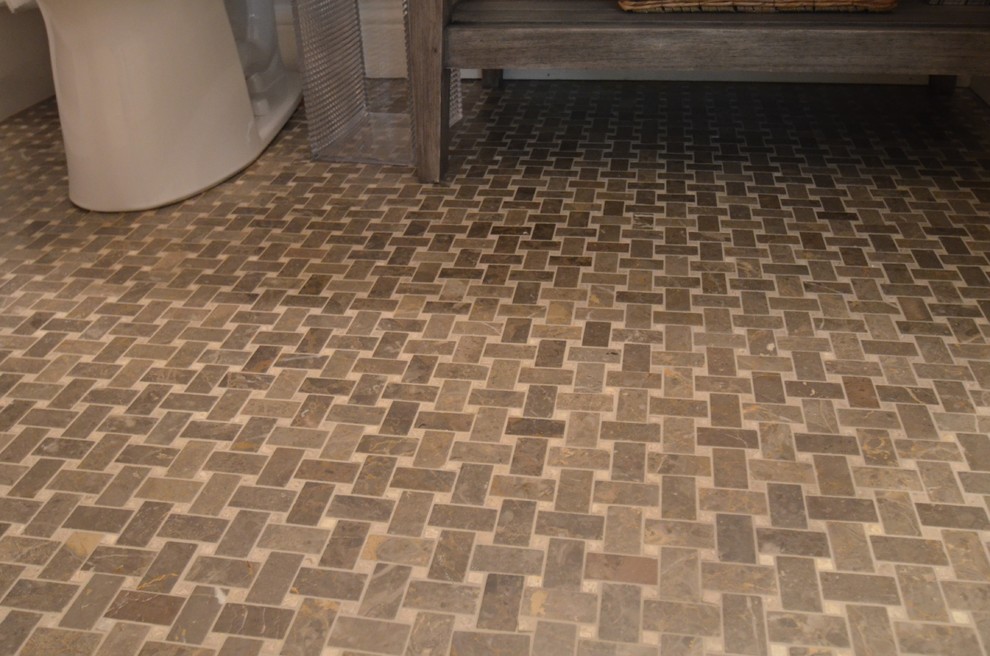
928;75;957;95
482;69;504;89
407;0;450;183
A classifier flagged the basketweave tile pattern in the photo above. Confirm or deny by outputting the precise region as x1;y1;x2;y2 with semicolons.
1;80;990;656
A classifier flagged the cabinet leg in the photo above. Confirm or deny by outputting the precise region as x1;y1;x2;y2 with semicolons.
407;0;449;182
928;75;957;95
482;69;504;89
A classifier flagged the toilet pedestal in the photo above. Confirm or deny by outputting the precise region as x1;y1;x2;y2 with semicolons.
36;0;300;212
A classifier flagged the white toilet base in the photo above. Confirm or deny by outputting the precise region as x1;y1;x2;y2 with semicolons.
36;0;301;212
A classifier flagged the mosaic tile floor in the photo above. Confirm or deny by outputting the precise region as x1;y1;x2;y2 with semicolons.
1;80;990;656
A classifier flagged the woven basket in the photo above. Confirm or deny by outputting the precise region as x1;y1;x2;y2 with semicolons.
620;0;897;11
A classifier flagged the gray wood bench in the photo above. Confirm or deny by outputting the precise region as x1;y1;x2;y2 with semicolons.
407;0;990;182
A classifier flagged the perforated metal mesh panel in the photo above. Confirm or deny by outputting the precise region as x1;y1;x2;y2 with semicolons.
292;0;461;167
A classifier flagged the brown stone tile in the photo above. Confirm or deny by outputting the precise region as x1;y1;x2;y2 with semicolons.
643;599;720;637
19;628;102;656
722;594;768;656
757;528;830;558
139;541;199;593
536;511;604;540
555;469;594;514
362;534;434;567
91;622;147;656
0;535;59;566
594;480;659;507
285;481;335;526
716;514;757;564
776;556;822;612
472;544;544;576
604;506;643;555
766;483;807;529
0;610;42;655
894;622;983;656
532;621;578;656
869;535;948;566
320;520;369;569
158;514;228;543
428;530;473;582
2;579;79;612
915;503;990;530
428;504;497;532
766;611;849;650
585;552;657;585
405;611;454;656
291;567;366;601
450;631;530;656
212;602;295;640
326;616;411;655
522;587;598;624
874;491;922;537
916;460;964;504
359;563;412;619
805;497;878;523
943;530;990;581
894;564;951;622
477;573;525;631
214;510;268;559
493;499;537;547
660;475;697;521
244;551;303;605
645;519;715;550
273;599;337;655
825;522;874;572
60;573;125;630
820;572;900;605
576;640;657;656
104;590;186;625
702;563;778;596
166;585;224;646
450;463;493;505
846;604;897;656
22;491;81;539
712;447;748;489
403;580;480;615
941;580;990;613
63;505;134;533
599;583;641;643
389;466;456;494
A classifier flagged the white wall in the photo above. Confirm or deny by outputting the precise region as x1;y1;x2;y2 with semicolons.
0;6;53;121
359;0;407;78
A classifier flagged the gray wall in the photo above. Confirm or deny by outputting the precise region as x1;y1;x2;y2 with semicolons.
0;7;53;122
974;78;990;104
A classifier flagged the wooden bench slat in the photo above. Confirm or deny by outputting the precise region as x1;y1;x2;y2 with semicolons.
453;0;990;28
448;25;990;74
409;0;990;181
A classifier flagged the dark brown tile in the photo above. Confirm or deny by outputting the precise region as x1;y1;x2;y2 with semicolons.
211;602;295;639
104;590;185;625
166;585;224;646
280;598;338;656
599;583;641;644
326;616;411;655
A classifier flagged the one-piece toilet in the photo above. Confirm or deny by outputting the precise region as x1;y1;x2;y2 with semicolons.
26;0;302;212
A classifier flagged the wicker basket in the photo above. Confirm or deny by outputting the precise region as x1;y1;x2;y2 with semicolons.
619;0;898;11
